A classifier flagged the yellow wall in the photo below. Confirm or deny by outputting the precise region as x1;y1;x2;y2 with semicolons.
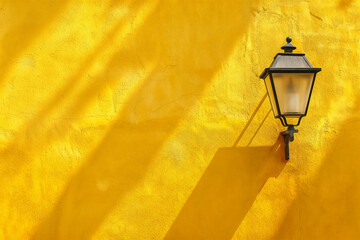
0;0;359;239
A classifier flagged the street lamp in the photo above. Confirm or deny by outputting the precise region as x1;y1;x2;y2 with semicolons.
260;37;321;160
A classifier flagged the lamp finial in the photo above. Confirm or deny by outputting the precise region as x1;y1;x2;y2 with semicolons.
281;36;296;53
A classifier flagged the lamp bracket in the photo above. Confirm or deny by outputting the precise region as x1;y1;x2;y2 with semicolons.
280;125;298;160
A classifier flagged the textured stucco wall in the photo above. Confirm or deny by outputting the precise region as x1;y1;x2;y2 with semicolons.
0;0;360;239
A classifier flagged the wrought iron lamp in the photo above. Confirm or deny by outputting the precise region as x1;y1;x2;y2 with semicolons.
260;37;321;160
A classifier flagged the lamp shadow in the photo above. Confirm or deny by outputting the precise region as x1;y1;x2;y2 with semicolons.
164;136;286;240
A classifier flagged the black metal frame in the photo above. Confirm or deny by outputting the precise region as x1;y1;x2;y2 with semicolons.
260;68;321;127
259;37;322;160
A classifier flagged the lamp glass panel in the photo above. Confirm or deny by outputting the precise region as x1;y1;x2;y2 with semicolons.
264;75;279;117
272;73;314;116
272;55;310;68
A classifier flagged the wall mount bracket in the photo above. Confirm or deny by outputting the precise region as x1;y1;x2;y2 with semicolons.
280;125;298;160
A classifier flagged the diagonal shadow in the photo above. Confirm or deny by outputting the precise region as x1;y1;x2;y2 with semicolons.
24;0;151;126
0;0;70;83
164;136;286;240
0;0;150;172
32;1;261;239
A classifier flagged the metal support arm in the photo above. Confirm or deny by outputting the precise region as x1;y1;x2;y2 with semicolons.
280;125;298;160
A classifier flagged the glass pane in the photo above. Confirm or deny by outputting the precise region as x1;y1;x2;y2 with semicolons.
264;75;278;117
271;55;311;68
272;73;314;116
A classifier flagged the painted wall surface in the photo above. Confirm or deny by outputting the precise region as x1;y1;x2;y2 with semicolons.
0;0;359;239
